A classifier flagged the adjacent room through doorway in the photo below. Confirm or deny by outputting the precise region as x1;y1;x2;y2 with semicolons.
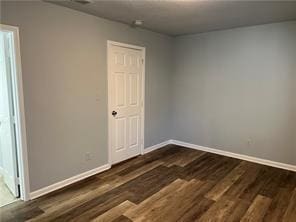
0;29;19;207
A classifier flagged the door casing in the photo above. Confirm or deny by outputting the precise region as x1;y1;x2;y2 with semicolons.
107;40;145;165
0;24;30;201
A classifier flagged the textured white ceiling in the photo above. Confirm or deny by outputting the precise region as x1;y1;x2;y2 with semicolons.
50;0;296;36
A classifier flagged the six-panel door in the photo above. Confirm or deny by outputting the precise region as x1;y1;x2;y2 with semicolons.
109;44;143;164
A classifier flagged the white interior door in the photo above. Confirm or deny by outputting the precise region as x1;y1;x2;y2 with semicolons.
108;42;144;164
0;31;19;197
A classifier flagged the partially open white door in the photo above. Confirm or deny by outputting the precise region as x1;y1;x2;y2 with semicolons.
0;31;19;197
108;41;145;164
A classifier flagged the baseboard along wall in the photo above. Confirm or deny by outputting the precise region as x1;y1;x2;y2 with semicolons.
169;139;296;172
30;164;111;200
30;139;296;200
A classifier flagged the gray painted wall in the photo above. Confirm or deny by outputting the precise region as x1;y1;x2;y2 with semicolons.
1;1;295;192
1;1;173;191
172;21;296;165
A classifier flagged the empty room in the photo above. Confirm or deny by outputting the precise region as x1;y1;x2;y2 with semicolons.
0;0;295;221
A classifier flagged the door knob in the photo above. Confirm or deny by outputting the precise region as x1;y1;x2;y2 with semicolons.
112;111;117;116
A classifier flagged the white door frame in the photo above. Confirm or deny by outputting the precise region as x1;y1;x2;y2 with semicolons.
0;24;30;201
107;40;145;165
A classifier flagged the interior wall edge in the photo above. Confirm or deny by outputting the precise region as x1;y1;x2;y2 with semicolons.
170;140;296;172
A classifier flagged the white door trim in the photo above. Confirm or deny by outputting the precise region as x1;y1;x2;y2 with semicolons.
107;40;145;165
0;24;30;201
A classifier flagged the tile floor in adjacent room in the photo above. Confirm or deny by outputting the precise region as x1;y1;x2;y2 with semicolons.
0;175;17;207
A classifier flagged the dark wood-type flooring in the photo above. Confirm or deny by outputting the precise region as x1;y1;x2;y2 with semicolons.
1;145;296;222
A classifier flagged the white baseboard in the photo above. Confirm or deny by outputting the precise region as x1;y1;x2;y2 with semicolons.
30;164;111;200
29;140;171;200
29;139;296;200
144;140;171;154
170;139;296;172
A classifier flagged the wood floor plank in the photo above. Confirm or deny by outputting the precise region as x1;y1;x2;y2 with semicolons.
27;183;113;221
121;165;179;204
264;188;294;222
224;163;261;199
102;160;164;189
56;191;132;222
197;196;237;222
126;179;205;222
112;215;133;222
91;200;136;222
239;167;272;202
282;188;296;222
222;198;250;222
177;196;214;222
8;207;44;222
115;146;180;177
34;176;105;211
205;157;241;182
280;171;296;189
98;145;172;179
180;153;223;180
259;168;286;198
205;161;249;201
124;179;188;221
0;145;295;222
161;147;205;167
150;180;205;222
240;195;272;222
185;154;240;182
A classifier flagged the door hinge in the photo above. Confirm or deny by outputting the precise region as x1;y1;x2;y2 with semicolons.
141;58;144;64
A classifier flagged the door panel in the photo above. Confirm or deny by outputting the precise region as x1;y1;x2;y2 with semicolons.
114;72;126;107
129;73;139;106
0;32;19;197
129;115;139;147
115;117;126;151
109;43;144;164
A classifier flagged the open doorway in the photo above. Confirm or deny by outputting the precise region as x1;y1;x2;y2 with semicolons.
0;24;29;207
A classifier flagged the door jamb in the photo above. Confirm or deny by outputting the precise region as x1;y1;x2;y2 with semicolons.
107;40;146;165
0;24;30;201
